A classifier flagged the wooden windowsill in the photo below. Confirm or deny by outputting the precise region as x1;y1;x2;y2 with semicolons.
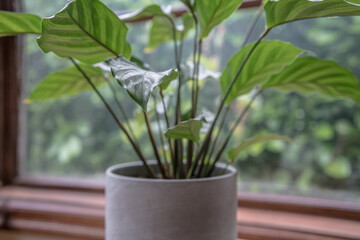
1;186;360;240
0;229;86;240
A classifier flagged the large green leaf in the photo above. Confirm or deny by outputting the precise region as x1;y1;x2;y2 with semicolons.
196;0;243;39
165;119;204;142
0;11;41;37
146;13;194;52
228;133;293;160
264;0;360;29
262;56;360;103
108;56;178;111
37;0;131;64
220;40;304;105
120;4;170;21
27;65;107;101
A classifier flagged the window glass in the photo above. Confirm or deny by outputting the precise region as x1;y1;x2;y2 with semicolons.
22;1;360;202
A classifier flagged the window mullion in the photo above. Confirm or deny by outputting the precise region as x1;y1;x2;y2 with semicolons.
0;0;21;185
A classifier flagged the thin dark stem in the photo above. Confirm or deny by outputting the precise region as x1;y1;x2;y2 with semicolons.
179;31;185;66
152;94;169;173
207;89;262;176
199;7;264;176
69;58;156;178
159;91;171;128
187;9;199;173
169;17;182;125
168;17;185;178
207;106;230;164
190;14;199;118
186;141;193;172
160;90;175;176
189;39;203;176
193;39;202;117
190;28;271;178
143;111;167;178
105;77;138;145
241;6;264;49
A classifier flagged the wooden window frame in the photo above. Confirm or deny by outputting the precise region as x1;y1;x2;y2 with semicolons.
1;0;360;239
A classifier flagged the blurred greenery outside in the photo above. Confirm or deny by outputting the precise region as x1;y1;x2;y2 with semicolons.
22;0;360;202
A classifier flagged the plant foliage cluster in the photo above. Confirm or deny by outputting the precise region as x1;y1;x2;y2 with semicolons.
1;0;360;181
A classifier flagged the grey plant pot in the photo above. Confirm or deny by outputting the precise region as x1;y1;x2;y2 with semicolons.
105;161;237;240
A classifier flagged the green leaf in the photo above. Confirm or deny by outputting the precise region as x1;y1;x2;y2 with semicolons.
37;0;131;64
182;12;195;36
108;56;178;111
145;13;194;52
220;40;304;105
165;119;204;142
0;11;41;37
228;134;293;160
120;4;170;21
264;0;360;29
27;65;106;101
262;57;360;103
146;16;175;52
196;0;243;39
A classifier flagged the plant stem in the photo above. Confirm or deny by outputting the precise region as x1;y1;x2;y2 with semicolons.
206;106;230;165
187;10;200;173
190;14;199;118
241;6;264;49
105;77;138;145
169;18;182;125
207;89;262;176
190;28;271;178
168;17;185;178
152;94;169;174
159;91;170;128
160;91;176;177
193;39;202;117
69;58;156;178
143;111;167;178
159;91;175;162
198;8;264;177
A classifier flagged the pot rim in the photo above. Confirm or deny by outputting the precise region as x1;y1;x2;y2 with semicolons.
106;160;237;183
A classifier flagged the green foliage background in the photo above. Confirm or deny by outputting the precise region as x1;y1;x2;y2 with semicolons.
23;1;360;201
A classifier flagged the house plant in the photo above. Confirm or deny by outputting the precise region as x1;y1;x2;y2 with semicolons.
1;0;360;239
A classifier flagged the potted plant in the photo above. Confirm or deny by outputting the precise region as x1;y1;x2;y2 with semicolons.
1;0;360;239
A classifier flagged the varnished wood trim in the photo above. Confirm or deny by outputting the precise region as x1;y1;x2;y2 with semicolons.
14;176;104;193
238;192;360;221
237;223;360;240
1;186;360;240
0;0;20;186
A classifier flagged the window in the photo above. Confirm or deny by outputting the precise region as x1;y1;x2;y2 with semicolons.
1;0;360;239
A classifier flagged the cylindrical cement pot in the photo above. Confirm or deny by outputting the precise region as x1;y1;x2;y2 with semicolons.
106;161;237;240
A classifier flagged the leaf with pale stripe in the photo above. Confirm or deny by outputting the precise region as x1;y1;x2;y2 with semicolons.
27;65;107;101
228;133;294;160
262;56;360;103
0;11;41;37
165;119;204;142
220;40;304;105
196;0;243;39
146;13;194;52
37;0;131;64
120;4;169;21
264;0;360;29
108;56;178;111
